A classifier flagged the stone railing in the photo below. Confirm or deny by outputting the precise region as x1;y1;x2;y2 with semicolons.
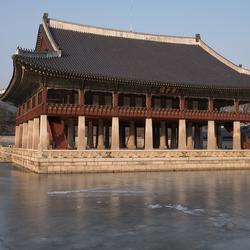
41;149;250;159
0;146;13;153
13;148;39;158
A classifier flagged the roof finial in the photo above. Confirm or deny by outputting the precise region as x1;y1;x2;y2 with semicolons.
43;13;49;21
195;34;201;42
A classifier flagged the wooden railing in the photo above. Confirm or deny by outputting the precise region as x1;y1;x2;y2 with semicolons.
16;103;250;123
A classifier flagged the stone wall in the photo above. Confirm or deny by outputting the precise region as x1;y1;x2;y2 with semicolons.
1;147;250;173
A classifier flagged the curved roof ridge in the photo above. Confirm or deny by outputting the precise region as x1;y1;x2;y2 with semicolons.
198;40;250;75
42;14;62;57
47;17;197;45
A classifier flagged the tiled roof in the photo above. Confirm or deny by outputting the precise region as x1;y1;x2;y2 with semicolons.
15;18;250;89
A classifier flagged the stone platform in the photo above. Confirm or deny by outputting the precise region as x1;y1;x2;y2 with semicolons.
1;146;250;173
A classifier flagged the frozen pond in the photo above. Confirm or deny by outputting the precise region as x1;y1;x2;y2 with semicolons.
1;163;250;249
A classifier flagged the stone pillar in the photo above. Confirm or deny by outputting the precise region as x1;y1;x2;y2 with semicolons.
233;121;241;150
128;120;136;149
15;125;20;148
214;124;218;149
87;121;94;148
199;126;203;149
19;124;23;148
194;125;200;149
154;126;160;148
135;127;137;148
186;122;193;149
207;120;216;150
111;117;119;150
97;119;105;149
22;122;28;148
105;124;110;149
95;126;99;148
77;116;86;150
145;118;153;150
67;118;74;149
178;119;186;150
217;124;222;149
39;115;47;150
171;124;177;149
119;125;126;148
27;119;34;149
159;121;167;149
32;117;40;149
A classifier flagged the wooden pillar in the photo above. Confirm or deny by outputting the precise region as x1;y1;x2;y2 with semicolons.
234;98;239;112
209;97;213;111
39;115;47;150
111;117;119;150
159;121;167;149
145;118;153;150
147;93;151;108
233;121;241;150
78;116;86;150
97;119;105;149
113;91;118;116
178;119;186;150
32;117;40;149
42;86;47;113
180;96;185;110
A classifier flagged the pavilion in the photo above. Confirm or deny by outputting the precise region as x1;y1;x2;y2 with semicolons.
2;13;250;152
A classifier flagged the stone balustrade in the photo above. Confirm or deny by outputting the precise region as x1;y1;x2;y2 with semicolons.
2;147;250;173
40;149;250;159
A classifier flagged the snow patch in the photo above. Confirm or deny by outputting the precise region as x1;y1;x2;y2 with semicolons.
165;204;206;215
145;203;162;209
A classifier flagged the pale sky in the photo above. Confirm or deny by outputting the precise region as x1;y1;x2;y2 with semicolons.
1;0;250;90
